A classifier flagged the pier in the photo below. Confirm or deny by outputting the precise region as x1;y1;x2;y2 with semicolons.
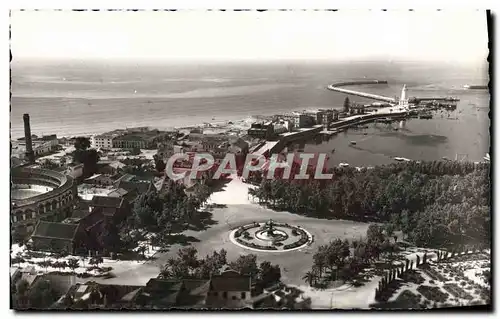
327;80;459;106
327;84;397;103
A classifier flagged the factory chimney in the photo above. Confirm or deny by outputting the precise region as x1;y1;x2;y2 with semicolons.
23;113;35;163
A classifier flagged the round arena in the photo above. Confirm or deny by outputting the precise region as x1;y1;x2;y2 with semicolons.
10;167;77;237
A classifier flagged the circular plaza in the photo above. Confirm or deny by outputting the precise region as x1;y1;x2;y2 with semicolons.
229;219;313;252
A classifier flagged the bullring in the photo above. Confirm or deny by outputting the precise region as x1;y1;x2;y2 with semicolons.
10;167;77;237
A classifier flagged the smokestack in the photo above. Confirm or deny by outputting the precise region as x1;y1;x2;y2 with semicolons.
23;113;35;163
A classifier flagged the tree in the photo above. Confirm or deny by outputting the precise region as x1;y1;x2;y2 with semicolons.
14;279;30;309
258;261;281;288
67;258;80;272
384;223;395;239
177;247;200;271
129;147;141;156
229;254;259;280
28;279;58;309
72;148;100;177
41;159;59;169
367;224;385;244
74;137;91;151
155;158;166;172
89;256;103;268
343;97;351;113
97;221;122;254
39;260;52;272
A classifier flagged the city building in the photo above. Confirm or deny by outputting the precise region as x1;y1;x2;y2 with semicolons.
135;269;252;309
83;174;116;187
112;128;169;149
12;135;60;159
272;121;290;135
247;122;274;139
89;195;132;224
205;269;252;308
294;114;315;128
56;283;144;309
92;128;172;150
91;131;123;149
319;109;335;127
66;164;84;179
30;221;85;254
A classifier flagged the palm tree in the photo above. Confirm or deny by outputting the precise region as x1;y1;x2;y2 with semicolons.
302;271;317;287
137;245;147;259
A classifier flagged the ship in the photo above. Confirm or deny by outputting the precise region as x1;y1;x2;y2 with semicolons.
339;163;350;168
483;153;490;162
463;85;488;90
419;113;433;119
394;157;411;162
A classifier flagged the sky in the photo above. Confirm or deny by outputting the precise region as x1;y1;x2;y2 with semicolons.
10;10;489;63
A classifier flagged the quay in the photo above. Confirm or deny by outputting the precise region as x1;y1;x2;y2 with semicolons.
252;125;324;156
410;97;460;103
328;106;408;131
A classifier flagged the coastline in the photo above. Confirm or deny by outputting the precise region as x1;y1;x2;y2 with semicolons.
10;105;334;140
9;114;263;140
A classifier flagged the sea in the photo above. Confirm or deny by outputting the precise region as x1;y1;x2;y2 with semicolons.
10;59;490;166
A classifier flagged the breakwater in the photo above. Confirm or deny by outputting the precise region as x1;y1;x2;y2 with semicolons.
327;80;396;103
329;80;389;87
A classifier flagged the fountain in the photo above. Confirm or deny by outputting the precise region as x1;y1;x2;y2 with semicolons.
256;219;287;241
230;219;313;252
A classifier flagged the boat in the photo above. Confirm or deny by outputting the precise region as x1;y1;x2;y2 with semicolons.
419;113;433;119
339;163;350;168
464;85;488;90
483;153;490;162
394;157;411;162
331;148;336;154
350;141;357;145
442;156;449;161
363;133;368;135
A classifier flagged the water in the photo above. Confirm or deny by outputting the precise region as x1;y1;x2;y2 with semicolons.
10;59;490;164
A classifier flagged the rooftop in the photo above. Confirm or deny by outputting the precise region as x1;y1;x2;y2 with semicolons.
32;221;79;241
114;130;164;142
209;270;251;292
90;195;125;208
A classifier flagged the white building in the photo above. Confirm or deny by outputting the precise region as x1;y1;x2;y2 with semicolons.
66;163;84;179
91;134;116;149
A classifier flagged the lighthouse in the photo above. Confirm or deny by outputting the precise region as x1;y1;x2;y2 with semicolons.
398;84;409;110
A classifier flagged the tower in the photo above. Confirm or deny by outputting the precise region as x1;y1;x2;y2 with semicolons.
23;113;35;163
398;84;409;110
